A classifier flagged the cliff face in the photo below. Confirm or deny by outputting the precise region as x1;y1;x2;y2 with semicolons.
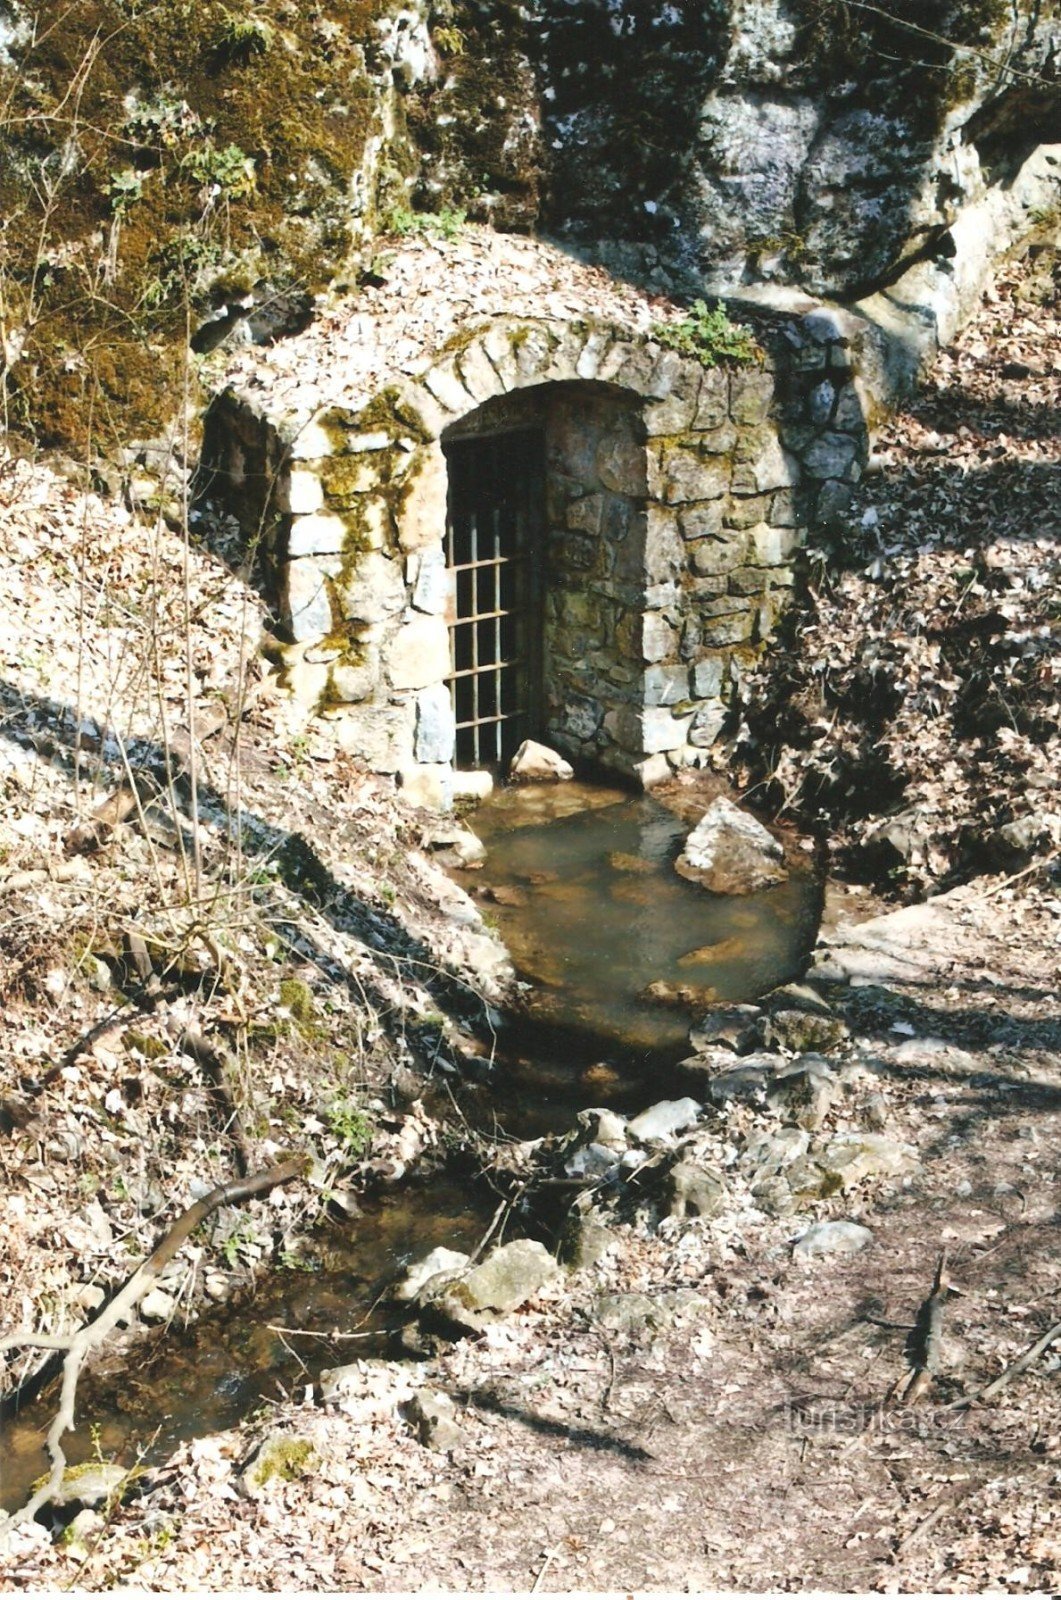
0;0;1056;452
418;0;1058;297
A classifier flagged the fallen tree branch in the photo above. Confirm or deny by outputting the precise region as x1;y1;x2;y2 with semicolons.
943;1319;1061;1411
0;1156;308;1535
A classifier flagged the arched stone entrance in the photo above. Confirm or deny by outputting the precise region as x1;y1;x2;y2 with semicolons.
208;309;815;799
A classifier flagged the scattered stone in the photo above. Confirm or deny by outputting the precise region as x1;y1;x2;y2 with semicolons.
435;1239;560;1318
816;1131;913;1189
139;1287;177;1323
509;740;574;782
765;1057;840;1129
393;1246;471;1303
241;1433;319;1495
319;1359;417;1422
406;1388;462;1452
751;1176;797;1217
576;1107;629;1149
73;1283;107;1314
627;1097;702;1144
559;1206;617;1271
862;1092;889;1131
767;981;834;1016
688;1003;761;1054
594;1292;673;1336
52;1462;128;1510
761;1008;850;1054
564;1141;620;1181
698;1053;781;1104
451;769;494;803
794;1221;874;1259
424;822;486;868
675;797;788;895
60;1508;105;1560
741;1126;810;1182
667;1159;727;1219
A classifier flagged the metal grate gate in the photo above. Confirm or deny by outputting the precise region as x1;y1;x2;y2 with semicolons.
444;429;545;769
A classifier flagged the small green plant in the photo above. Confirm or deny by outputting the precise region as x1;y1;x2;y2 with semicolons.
180;142;256;199
278;976;314;1024
386;204;467;241
220;1220;264;1269
325;1097;372;1159
109;167;144;217
215;10;275;63
652;299;761;368
433;24;466;55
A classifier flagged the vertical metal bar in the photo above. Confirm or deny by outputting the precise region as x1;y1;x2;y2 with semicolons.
470;506;479;767
493;498;501;765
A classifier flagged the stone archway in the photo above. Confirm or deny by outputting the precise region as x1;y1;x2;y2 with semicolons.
211;311;809;798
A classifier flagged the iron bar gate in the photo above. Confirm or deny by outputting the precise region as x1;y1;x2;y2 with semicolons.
444;429;545;769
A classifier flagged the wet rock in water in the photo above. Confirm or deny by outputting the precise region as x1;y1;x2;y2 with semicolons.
241;1433;319;1495
406;1388;462;1452
319;1359;417;1422
509;740;574;782
667;1159;727;1219
52;1462;128;1510
689;1004;762;1055
816;1132;914;1189
765;1057;840;1130
677;934;748;967
608;850;654;874
741;1126;810;1183
674;797;788;896
478;882;528;907
423;821;486;868
640;978;719;1009
761;1007;850;1054
794;1220;874;1259
628;1097;702;1144
393;1246;471;1303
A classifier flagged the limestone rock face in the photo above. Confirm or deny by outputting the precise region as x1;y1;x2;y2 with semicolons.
421;0;1058;300
675;796;788;896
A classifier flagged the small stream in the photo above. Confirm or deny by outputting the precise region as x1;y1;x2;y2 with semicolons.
2;779;821;1515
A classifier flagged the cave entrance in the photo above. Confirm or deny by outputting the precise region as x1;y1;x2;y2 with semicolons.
444;427;546;769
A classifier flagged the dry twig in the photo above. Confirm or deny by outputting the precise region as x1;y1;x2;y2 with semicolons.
0;1156;307;1535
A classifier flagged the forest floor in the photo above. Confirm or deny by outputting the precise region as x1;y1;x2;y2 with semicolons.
0;244;1059;1592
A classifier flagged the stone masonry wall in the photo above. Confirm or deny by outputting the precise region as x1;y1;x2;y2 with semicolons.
207;306;871;798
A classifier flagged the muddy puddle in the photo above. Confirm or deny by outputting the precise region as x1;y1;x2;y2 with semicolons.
457;780;822;1058
2;780;821;1516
